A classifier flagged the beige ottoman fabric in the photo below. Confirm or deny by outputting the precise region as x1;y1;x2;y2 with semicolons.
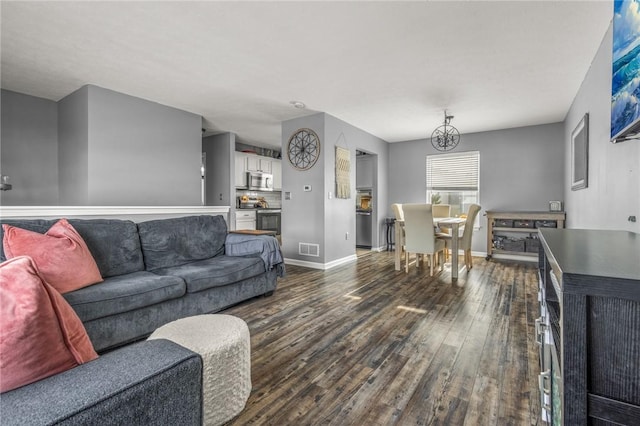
148;314;251;426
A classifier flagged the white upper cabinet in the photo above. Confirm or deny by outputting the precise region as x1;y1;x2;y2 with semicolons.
271;159;282;190
246;155;272;173
235;152;248;188
356;155;374;188
235;152;280;188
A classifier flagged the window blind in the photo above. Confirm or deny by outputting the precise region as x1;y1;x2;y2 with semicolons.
426;151;479;191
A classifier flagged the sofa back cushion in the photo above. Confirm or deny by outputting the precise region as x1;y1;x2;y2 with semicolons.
0;219;56;261
0;256;98;393
0;218;145;278
1;219;145;278
138;215;227;271
67;219;145;277
3;219;104;294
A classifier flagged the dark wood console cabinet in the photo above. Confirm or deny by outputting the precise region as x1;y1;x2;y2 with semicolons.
537;229;640;425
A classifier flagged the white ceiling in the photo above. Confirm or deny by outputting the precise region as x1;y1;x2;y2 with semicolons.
1;1;613;149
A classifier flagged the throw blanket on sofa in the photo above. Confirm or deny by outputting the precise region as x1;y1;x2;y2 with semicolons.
225;234;285;277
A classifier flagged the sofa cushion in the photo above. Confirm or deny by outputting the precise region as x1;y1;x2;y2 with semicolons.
68;219;145;278
138;215;227;271
0;256;98;393
63;271;186;322
0;219;57;261
152;255;265;293
0;218;145;278
3;219;104;294
1;339;202;426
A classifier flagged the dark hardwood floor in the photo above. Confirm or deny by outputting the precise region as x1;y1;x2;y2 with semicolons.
224;251;541;425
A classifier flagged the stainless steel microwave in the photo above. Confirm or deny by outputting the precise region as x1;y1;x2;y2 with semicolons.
247;172;273;191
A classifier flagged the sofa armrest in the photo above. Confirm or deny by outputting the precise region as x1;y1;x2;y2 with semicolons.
1;339;202;426
225;233;286;277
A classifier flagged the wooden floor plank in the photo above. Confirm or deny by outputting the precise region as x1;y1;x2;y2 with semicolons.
225;251;539;425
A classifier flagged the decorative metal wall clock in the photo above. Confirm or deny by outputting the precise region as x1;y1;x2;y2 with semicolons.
287;128;320;170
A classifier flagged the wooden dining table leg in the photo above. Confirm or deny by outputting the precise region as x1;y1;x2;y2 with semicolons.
394;222;402;271
450;222;460;281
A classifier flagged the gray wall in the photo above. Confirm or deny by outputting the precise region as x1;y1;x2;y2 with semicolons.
389;123;565;253
282;113;326;263
282;113;389;266
202;132;235;207
84;85;202;205
325;114;389;256
1;89;59;205
5;85;203;206
564;24;640;232
58;86;89;205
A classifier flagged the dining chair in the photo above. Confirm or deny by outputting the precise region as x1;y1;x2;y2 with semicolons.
439;204;482;270
391;203;405;252
433;204;452;241
432;204;451;218
402;203;446;276
391;203;404;221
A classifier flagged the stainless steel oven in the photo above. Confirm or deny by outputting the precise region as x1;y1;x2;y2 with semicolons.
256;209;281;235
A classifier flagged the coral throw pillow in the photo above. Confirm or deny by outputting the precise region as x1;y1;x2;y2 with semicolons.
3;218;103;294
0;256;98;393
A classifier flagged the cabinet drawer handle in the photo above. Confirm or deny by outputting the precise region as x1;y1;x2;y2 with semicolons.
539;370;552;421
535;317;546;346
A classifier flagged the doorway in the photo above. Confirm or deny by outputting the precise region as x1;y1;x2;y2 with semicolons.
355;150;377;253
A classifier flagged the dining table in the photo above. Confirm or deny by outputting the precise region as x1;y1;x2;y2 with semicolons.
394;217;467;281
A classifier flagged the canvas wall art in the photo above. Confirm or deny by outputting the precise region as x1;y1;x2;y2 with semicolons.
611;0;640;142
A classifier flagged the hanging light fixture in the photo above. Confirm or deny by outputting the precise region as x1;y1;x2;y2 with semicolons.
431;110;460;152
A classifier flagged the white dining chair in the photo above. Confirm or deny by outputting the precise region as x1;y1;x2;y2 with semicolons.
432;204;451;218
391;203;405;253
438;204;482;270
433;204;453;242
402;203;446;276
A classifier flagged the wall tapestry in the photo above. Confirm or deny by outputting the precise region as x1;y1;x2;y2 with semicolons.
335;146;351;199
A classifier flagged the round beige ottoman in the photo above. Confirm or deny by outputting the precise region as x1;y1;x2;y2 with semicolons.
148;314;251;426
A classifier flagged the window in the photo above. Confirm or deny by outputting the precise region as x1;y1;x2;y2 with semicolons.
426;151;479;220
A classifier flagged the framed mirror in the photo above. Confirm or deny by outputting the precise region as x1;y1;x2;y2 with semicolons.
571;113;589;191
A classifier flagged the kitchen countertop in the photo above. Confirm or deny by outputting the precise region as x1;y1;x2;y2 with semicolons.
237;207;282;211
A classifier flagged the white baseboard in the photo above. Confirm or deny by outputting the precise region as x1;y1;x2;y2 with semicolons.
284;254;358;270
488;253;537;263
453;250;535;262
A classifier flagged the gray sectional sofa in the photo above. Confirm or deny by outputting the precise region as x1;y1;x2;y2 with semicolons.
0;214;281;352
2;339;204;425
1;214;283;425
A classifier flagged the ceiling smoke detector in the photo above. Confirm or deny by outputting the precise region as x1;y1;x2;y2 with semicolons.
289;101;306;109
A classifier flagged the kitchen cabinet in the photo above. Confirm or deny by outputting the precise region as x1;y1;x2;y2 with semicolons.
356;155;374;189
246;155;272;173
485;210;565;259
271;159;282;190
235;152;248;188
537;229;640;425
235;210;256;230
235;152;278;188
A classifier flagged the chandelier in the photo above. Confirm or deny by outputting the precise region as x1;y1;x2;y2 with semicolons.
431;111;460;152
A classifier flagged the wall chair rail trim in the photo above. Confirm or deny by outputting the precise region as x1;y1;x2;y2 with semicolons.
0;206;230;220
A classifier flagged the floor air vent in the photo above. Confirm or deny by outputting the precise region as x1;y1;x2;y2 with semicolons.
299;243;320;257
